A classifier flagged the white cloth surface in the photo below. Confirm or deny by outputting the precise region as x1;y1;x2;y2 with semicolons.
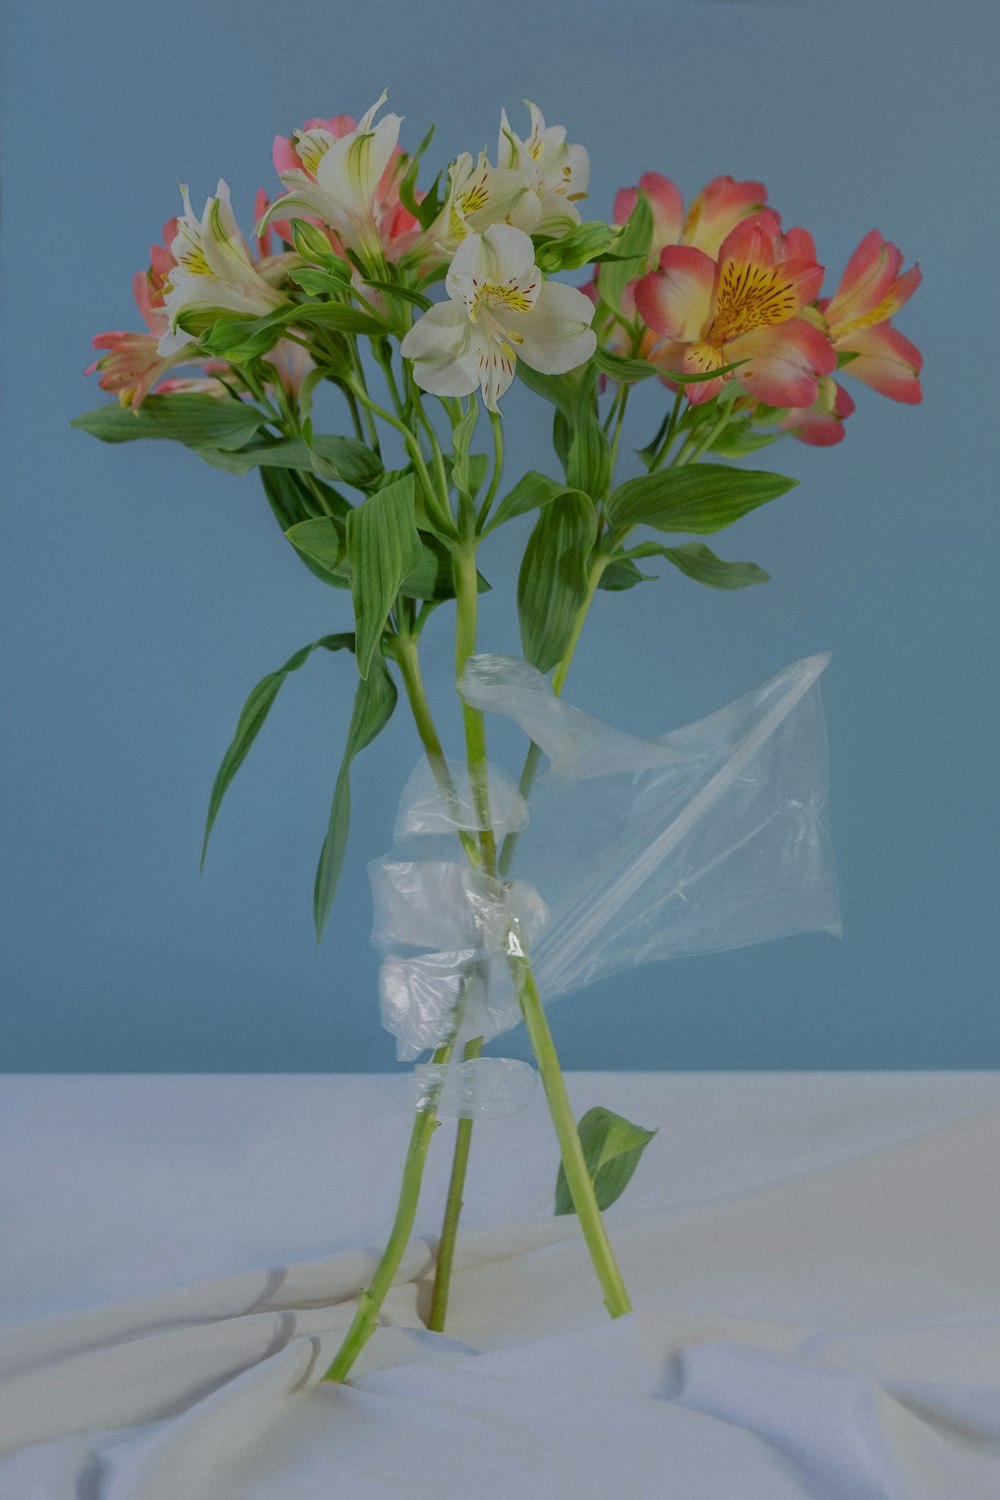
1;1072;998;1498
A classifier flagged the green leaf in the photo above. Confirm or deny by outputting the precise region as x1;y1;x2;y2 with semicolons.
605;463;798;537
398;123;445;231
708;422;783;457
286;516;350;577
592;348;660;384
625;539;770;590
199;300;386;362
656;357;751;386
211;434;383;487
555;1107;658;1216
287;266;355;296
485;469;573;533
450;398;480;497
72;394;266;452
518;490;597;671
347;473;423;678
314;651;398;944
200;633;355;869
566;365;611;497
597;557;655;591
362;279;433;312
836;349;860;369
598;191;653;315
400;534;490;600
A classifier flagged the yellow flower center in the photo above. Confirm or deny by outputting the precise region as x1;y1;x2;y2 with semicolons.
709;259;798;342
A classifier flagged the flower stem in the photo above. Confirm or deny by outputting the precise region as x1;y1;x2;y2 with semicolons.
323;1047;451;1383
509;955;631;1316
427;541;631;1329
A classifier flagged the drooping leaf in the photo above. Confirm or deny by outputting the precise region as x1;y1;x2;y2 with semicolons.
72;395;266;452
605;463;798;537
518;490;597;671
625;539;771;590
200;633;355;870
314;651;398;943
347;473;423;678
484;469;571;533
555;1107;658;1216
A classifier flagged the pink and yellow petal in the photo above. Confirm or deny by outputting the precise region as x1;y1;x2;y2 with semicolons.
837;322;923;403
731;318;836;408
634;245;715;341
684;176;769;257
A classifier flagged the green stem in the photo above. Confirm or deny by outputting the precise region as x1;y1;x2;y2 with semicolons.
346;379;454;536
509;956;631;1317
323;1046;451;1383
453;543;497;875
428;541;632;1330
427;1034;482;1332
475;411;504;534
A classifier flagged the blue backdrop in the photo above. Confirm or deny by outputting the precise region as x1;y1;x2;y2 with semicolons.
2;1;997;1071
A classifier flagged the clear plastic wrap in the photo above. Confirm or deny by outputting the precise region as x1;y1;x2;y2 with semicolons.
371;653;839;1118
413;1057;538;1119
461;653;840;1002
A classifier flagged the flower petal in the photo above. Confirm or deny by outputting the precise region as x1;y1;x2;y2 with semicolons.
684;176;770;257
730;318;837;407
837;322;922;402
634;246;715;341
504;279;596;375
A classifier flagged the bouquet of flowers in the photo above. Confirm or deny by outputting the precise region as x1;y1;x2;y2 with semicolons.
76;92;921;1382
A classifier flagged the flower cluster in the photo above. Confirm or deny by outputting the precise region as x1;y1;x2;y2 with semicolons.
86;91;920;437
598;170;921;445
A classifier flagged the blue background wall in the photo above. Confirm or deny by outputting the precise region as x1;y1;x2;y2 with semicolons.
2;1;997;1071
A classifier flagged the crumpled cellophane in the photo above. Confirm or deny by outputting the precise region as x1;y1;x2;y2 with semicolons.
370;654;840;1119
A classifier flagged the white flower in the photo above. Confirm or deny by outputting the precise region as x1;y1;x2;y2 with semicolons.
259;91;402;265
158;181;286;354
418;149;535;258
401;224;596;411
497;102;590;237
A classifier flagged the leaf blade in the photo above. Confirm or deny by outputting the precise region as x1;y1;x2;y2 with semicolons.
555;1107;658;1216
347;473;423;678
517;490;597;671
200;634;355;869
313;652;398;943
605;463;798;537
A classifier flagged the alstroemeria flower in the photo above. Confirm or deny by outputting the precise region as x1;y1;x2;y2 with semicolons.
613;172;771;268
635;215;835;407
159;181;287;354
259;92;407;266
497;102;590;237
820;230;922;403
413;149;534;263
401;224;596;411
87;220;199;408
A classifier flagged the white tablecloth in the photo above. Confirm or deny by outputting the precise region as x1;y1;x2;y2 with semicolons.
1;1072;998;1498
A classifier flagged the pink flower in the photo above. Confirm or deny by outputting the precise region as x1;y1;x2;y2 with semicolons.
613;172;771;267
634;214;836;407
820;230;922;404
86;223;191;408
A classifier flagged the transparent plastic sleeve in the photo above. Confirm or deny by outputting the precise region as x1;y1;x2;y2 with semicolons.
370;653;839;1118
459;652;841;1003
